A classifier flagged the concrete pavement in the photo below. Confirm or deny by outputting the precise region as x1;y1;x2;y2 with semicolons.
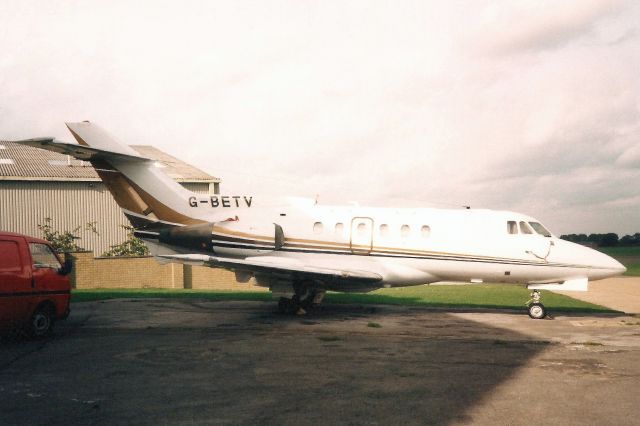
556;276;640;314
2;299;640;425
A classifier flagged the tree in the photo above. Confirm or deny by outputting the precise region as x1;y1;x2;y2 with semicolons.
101;226;150;257
620;233;640;246
599;233;619;247
37;217;98;253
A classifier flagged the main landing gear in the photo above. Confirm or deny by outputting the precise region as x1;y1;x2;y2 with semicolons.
277;283;324;315
526;290;547;319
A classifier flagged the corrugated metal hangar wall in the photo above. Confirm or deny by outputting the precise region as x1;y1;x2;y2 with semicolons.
0;181;211;255
0;142;219;255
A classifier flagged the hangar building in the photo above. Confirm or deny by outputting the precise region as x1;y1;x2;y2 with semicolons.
0;141;219;255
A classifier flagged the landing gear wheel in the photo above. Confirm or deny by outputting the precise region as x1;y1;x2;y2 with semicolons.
528;303;546;320
278;297;292;314
277;297;304;315
29;306;54;338
300;289;317;310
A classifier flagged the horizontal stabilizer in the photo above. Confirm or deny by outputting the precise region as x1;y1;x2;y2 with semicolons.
156;254;383;283
11;138;151;163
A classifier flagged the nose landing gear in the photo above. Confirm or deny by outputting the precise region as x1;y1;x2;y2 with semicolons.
526;290;547;319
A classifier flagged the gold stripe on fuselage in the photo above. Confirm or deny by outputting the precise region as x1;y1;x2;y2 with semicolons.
210;228;546;264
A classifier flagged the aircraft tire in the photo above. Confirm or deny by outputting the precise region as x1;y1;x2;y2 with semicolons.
278;297;290;314
300;290;317;310
528;303;546;320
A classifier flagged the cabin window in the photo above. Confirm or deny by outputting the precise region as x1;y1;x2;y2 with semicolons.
519;221;533;234
421;225;431;238
313;222;324;234
379;224;389;237
357;222;367;237
529;222;551;237
507;221;518;234
401;225;410;238
334;222;344;236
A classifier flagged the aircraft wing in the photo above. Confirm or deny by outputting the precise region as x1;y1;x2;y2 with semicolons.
156;254;383;284
11;138;151;163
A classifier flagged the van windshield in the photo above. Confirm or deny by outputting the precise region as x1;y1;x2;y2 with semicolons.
29;243;62;269
529;222;552;237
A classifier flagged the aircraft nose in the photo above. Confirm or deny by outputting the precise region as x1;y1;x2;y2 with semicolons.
591;249;626;278
608;256;627;274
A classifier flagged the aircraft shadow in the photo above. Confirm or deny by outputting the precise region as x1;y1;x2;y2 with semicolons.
0;300;550;425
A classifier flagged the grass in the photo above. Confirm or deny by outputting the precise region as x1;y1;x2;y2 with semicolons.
596;246;640;276
625;265;640;276
317;335;341;342
70;288;273;303
597;246;640;257
71;284;616;313
328;285;614;313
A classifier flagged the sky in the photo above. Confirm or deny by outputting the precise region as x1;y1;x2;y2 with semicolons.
1;0;639;235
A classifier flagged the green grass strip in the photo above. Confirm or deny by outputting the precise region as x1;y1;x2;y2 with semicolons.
71;284;617;313
625;265;640;276
596;246;640;276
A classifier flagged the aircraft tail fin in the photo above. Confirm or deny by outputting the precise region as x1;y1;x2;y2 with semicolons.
12;122;205;228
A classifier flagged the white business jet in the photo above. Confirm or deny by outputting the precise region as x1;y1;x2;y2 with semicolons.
15;122;626;319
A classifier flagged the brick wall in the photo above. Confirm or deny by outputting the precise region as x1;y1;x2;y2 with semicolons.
67;252;264;291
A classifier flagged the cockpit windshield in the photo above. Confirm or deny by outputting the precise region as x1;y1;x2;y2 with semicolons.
529;222;552;237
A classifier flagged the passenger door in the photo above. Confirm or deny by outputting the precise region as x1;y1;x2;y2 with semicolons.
350;217;374;255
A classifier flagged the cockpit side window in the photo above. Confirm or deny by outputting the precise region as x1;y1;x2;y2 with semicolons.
529;222;552;237
519;221;533;234
507;221;518;234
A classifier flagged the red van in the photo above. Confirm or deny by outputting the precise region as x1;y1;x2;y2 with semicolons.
0;232;72;338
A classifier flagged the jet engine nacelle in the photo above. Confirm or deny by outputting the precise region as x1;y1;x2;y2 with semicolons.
158;222;214;253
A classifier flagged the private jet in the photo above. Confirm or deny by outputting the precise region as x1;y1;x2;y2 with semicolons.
14;122;627;319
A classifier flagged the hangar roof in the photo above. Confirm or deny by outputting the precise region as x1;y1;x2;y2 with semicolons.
0;141;219;183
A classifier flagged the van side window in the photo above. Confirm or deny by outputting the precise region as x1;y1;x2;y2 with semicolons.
379;224;389;237
507;221;518;234
29;243;62;269
401;225;410;238
0;241;21;272
519;221;533;234
421;225;431;238
313;222;324;234
334;222;344;236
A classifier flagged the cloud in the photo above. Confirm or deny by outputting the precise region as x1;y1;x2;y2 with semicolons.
0;0;638;234
616;143;640;167
470;0;625;54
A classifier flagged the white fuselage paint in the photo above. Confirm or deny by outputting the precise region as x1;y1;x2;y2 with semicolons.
24;123;626;297
177;197;626;291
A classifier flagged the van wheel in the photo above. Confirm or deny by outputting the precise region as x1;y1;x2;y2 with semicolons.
29;306;54;338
